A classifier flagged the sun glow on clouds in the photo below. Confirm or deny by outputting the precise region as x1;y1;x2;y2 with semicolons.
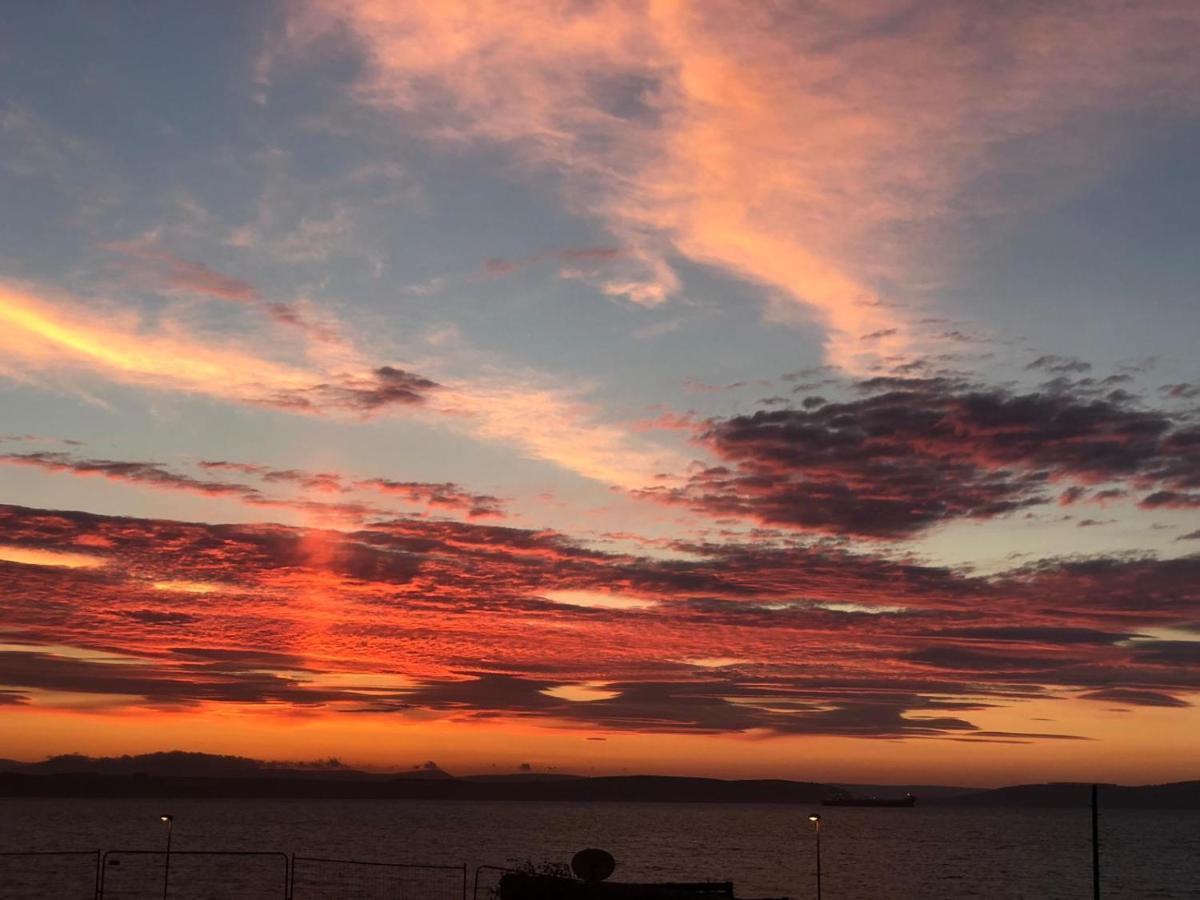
814;602;908;615
152;580;226;594
542;682;621;702
305;672;417;692
4;1;1200;785
0;641;138;665
0;544;104;569
1;500;1199;779
682;657;748;669
0;282;318;402
541;589;657;611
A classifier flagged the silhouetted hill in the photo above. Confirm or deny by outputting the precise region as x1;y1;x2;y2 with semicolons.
0;771;832;802
947;781;1200;808
1;754;1194;807
1;751;373;779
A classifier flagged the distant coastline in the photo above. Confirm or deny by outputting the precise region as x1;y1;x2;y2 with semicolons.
1;753;1196;808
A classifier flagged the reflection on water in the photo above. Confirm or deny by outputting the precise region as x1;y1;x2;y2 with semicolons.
1;799;1197;899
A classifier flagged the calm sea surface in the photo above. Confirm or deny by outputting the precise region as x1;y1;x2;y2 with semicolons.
0;799;1196;899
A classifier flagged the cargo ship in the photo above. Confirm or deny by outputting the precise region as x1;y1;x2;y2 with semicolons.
821;792;916;807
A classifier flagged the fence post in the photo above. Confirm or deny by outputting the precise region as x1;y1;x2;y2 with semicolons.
1091;783;1100;900
98;850;110;899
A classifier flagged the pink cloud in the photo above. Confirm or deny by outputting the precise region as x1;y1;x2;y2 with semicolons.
103;238;259;303
283;1;1200;371
103;237;342;342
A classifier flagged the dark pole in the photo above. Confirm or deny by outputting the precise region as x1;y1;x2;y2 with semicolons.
1091;784;1100;900
816;822;822;900
808;814;822;900
161;815;173;900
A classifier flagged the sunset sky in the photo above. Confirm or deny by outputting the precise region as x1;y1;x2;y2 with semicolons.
1;2;1198;787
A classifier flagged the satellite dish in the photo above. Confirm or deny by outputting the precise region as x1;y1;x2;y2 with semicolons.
571;848;616;882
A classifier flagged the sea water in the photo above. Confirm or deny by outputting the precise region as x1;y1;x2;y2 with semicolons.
0;798;1196;898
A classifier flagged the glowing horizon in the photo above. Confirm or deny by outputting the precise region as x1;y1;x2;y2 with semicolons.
1;1;1198;786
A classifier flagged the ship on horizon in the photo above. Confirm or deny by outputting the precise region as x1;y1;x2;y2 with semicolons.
821;791;917;808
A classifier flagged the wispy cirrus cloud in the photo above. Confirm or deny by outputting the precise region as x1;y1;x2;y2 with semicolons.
1;451;261;500
482;245;623;278
280;0;1200;370
431;375;684;491
103;236;342;342
201;459;507;518
353;478;503;519
0;281;677;489
103;237;260;303
0;281;438;414
2;450;507;522
198;461;347;494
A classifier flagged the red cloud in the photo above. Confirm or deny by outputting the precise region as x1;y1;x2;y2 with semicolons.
0;502;1195;737
2;451;505;522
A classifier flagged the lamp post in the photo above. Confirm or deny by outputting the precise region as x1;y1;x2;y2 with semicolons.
160;814;173;900
808;814;821;900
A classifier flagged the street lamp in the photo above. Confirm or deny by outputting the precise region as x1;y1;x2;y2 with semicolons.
808;814;821;900
160;814;174;900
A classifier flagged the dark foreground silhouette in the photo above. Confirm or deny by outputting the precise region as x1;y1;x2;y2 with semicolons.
497;872;783;899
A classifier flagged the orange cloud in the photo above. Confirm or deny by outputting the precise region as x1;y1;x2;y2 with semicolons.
0;544;105;569
288;1;1200;370
0;281;677;490
0;281;324;403
0;281;450;417
151;580;227;594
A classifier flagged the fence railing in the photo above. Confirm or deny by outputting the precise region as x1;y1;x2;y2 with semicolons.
290;855;467;899
99;850;290;899
0;850;101;899
0;849;474;899
472;864;520;900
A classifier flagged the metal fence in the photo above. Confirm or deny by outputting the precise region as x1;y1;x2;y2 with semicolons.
0;849;475;899
472;865;519;900
99;850;290;899
0;850;100;899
